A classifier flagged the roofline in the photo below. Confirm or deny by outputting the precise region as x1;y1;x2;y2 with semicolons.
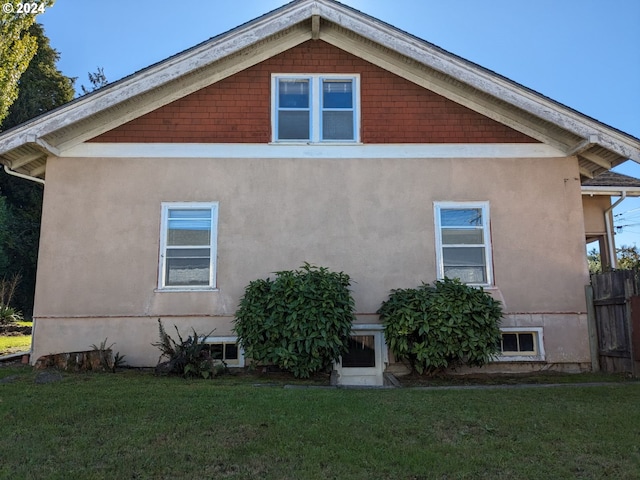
0;0;638;168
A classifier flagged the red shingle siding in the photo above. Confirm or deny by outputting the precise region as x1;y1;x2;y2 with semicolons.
89;41;537;144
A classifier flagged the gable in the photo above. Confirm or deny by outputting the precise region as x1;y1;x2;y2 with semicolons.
90;41;536;145
0;0;638;182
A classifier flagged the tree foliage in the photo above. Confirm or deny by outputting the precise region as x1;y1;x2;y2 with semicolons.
234;264;356;378
0;0;53;125
80;67;108;95
588;246;640;274
0;19;74;317
2;22;74;129
378;278;503;374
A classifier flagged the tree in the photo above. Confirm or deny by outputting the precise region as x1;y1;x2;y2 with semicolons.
617;245;640;270
0;21;74;317
80;67;108;95
2;22;74;128
0;0;53;125
587;246;640;274
587;248;602;274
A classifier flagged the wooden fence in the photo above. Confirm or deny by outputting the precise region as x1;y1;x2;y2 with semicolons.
586;270;640;376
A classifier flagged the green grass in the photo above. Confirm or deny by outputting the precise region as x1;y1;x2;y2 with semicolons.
0;321;32;355
1;367;639;479
0;335;31;355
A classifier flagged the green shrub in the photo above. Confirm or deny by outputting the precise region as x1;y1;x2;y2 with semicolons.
0;275;23;324
378;278;502;374
234;264;356;378
152;319;217;379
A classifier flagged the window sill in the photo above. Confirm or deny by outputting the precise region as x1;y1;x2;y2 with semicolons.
154;287;219;293
268;141;363;146
493;355;546;362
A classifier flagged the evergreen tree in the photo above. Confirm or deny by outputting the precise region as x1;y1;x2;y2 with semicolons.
0;21;74;317
0;0;40;124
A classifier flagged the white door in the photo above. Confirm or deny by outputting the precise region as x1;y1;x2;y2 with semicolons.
335;327;386;386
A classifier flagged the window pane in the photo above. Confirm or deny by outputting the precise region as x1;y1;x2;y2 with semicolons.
502;334;518;352
278;111;310;140
278;79;309;108
209;344;223;360
224;343;239;360
442;228;483;245
443;266;485;284
167;209;211;246
323;80;352;108
322;111;354;140
166;250;210;286
519;333;535;352
342;335;376;368
440;209;483;227
443;247;485;266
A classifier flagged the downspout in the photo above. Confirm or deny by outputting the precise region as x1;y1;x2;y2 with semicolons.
3;165;45;185
2;164;44;364
604;191;626;268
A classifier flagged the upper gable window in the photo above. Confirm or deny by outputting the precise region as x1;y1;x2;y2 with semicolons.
272;74;359;143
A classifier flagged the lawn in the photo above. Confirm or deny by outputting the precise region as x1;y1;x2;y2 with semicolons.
0;321;32;356
1;367;639;479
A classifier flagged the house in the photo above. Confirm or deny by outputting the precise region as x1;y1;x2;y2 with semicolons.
1;0;639;384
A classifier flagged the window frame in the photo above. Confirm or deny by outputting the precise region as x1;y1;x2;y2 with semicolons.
158;202;219;291
434;201;493;287
202;336;245;367
496;327;545;362
271;73;360;143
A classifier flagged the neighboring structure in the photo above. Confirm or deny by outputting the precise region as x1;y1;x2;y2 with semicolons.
582;172;640;270
1;0;639;383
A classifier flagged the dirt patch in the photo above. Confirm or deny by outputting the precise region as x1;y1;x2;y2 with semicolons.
0;324;32;335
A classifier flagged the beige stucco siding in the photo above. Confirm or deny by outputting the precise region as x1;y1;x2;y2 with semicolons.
582;195;611;235
33;155;589;365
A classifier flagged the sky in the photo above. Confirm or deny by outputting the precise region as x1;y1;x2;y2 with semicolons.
34;0;640;247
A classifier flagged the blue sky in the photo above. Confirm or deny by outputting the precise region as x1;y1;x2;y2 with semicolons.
36;0;640;246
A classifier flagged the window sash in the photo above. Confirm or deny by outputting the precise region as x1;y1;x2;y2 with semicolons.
435;202;492;286
159;203;218;289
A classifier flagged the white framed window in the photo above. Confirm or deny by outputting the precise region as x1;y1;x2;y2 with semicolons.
434;202;493;286
202;336;245;367
158;202;218;290
496;327;545;362
272;74;359;143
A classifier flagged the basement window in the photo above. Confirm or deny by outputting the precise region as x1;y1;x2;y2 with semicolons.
496;327;545;361
203;337;244;367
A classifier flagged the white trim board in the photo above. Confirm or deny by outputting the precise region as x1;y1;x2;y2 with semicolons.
63;143;564;159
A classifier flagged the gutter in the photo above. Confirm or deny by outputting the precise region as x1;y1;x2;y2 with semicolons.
3;165;45;185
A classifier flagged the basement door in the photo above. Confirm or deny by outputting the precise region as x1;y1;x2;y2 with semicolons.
335;325;386;386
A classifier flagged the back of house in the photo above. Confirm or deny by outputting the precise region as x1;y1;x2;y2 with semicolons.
1;0;639;381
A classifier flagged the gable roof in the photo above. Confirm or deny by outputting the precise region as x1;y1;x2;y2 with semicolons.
1;0;639;181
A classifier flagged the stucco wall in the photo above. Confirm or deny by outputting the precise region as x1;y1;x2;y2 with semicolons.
33;155;590;365
582;195;611;235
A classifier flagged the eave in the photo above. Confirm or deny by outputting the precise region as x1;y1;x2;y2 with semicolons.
0;0;638;181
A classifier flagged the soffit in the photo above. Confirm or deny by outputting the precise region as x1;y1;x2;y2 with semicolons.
0;0;638;180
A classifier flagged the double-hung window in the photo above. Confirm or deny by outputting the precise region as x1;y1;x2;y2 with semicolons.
159;202;218;290
434;202;493;286
272;74;359;142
